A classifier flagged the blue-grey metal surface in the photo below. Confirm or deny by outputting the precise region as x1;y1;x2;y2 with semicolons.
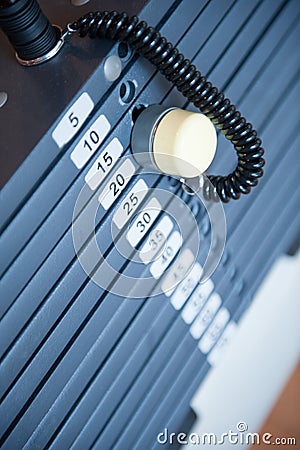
0;0;300;448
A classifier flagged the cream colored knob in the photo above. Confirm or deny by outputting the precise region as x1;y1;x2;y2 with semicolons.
131;105;217;178
153;109;217;178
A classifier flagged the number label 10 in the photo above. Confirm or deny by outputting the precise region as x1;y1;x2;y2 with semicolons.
70;114;111;169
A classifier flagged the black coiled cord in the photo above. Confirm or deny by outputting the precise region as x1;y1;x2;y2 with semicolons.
70;11;265;203
0;0;57;61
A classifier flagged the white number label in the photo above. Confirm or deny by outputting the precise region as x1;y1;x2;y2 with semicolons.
181;278;214;325
198;307;230;354
169;260;202;307
126;198;161;247
208;322;237;366
189;292;221;340
98;158;135;210
113;179;148;229
139;215;174;264
52;92;94;148
150;230;182;279
70;114;111;169
85;138;123;190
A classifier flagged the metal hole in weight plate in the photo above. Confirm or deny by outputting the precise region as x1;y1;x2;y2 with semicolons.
71;0;90;5
120;81;136;104
0;92;8;108
118;42;131;60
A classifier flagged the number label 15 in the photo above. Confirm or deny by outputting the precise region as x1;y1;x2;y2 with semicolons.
85;138;123;191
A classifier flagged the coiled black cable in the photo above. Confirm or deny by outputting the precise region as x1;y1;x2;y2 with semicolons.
0;0;58;61
70;11;265;203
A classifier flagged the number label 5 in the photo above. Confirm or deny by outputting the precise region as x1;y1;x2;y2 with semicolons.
68;112;79;128
53;92;94;148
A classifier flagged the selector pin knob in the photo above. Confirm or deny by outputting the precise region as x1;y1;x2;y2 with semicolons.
131;105;217;178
